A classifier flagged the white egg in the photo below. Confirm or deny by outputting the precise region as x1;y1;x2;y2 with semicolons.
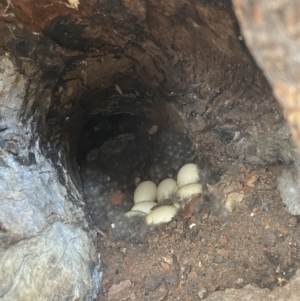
156;178;178;203
131;201;157;214
134;181;157;204
173;202;181;209
124;210;147;218
176;183;202;200
177;163;200;187
146;205;178;225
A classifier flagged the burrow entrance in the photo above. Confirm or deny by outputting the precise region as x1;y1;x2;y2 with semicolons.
2;0;300;300
69;86;300;300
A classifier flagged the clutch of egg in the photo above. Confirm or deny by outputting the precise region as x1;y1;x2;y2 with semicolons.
124;163;202;225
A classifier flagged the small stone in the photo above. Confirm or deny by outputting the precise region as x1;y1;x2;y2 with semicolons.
123;256;131;265
134;177;141;186
202;213;209;221
119;247;127;254
224;192;244;212
252;206;260;213
107;280;131;300
198;288;207;300
148;125;158;135
181;265;192;280
246;197;257;208
219;235;228;247
108;191;124;206
278;224;290;235
160;261;171;271
235;278;244;284
162;256;173;265
288;216;298;227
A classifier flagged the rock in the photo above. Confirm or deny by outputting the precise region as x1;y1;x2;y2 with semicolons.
278;164;300;215
0;57;98;301
107;280;132;300
148;125;159;135
206;269;300;301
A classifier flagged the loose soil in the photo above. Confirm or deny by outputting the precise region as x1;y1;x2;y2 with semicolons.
89;136;300;300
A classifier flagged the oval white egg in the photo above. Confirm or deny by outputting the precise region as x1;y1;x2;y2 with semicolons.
177;163;200;188
146;205;178;225
157;178;178;203
176;183;202;200
131;201;157;214
134;181;157;204
124;210;147;218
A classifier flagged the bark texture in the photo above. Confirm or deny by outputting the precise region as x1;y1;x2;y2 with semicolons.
233;0;300;151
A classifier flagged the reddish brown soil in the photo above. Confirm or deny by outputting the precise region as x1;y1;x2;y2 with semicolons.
96;164;300;301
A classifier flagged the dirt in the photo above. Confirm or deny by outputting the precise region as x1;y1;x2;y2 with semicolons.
92;149;300;300
77;105;300;301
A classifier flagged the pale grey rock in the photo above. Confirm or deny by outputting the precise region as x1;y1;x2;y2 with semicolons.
236;123;297;165
278;164;300;216
0;56;99;301
1;222;95;301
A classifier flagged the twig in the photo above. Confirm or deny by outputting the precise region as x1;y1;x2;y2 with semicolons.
95;226;108;238
2;0;14;17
